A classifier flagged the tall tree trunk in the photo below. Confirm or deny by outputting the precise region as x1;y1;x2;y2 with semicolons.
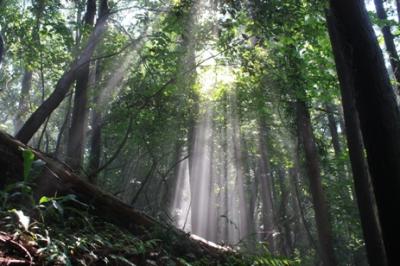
15;10;108;144
326;10;387;266
55;93;73;158
257;117;276;252
373;0;400;92
290;162;318;253
296;100;337;266
0;32;3;64
66;0;97;170
288;166;309;251
325;104;341;156
396;0;400;23
276;167;293;256
328;2;400;264
14;70;32;133
88;105;102;181
223;102;230;242
88;60;103;182
230;92;250;242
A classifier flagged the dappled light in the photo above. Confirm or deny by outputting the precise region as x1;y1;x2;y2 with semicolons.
1;0;399;265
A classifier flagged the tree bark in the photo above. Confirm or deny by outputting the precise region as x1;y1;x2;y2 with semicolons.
15;12;108;144
66;0;97;170
326;10;387;266
0;32;4;65
328;2;400;264
325;104;341;156
257;117;276;252
373;0;400;92
396;0;400;23
276;167;293;256
88;108;102;181
230;92;250;242
14;70;32;134
223;103;230;242
296;100;337;266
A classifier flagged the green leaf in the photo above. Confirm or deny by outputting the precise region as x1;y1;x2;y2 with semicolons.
21;148;35;180
39;196;52;204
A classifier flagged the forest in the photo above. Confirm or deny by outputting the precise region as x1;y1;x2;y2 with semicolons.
0;0;399;265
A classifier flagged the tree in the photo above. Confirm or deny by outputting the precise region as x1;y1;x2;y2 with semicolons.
296;99;338;266
257;117;276;252
326;10;387;266
16;6;109;144
0;32;3;65
66;0;98;170
373;0;400;92
328;1;400;264
14;71;32;133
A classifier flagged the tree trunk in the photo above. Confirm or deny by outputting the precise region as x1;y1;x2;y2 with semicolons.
290;162;318;253
88;108;101;181
87;61;103;182
14;70;32;133
230;92;250;243
15;12;108;144
326;10;387;266
328;2;400;264
373;0;400;92
288;166;309;251
66;0;97;170
223;103;230;242
296;100;337;266
276;167;293;256
55;93;73;158
257;117;276;252
396;0;400;24
0;32;3;64
325;104;341;156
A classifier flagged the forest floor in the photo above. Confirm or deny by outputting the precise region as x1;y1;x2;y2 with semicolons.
0;200;239;265
0;193;294;266
0;131;296;266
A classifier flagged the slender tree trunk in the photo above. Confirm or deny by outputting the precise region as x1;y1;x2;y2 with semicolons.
396;0;400;23
328;2;400;264
241;138;256;246
223;102;229;242
66;0;97;170
326;10;387;266
164;143;184;211
88;61;103;183
373;0;400;92
88;109;101;181
247;145;259;244
325;104;341;156
230;92;250;242
291;163;318;253
257;117;276;252
55;93;73;158
0;32;4;64
276;167;293;256
296;100;337;266
288;166;308;251
14;70;32;133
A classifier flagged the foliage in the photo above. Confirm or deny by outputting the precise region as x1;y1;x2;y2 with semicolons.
0;183;295;265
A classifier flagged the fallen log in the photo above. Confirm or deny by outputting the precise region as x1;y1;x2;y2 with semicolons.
0;130;233;260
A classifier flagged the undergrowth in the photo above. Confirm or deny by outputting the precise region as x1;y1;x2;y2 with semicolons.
0;149;300;265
